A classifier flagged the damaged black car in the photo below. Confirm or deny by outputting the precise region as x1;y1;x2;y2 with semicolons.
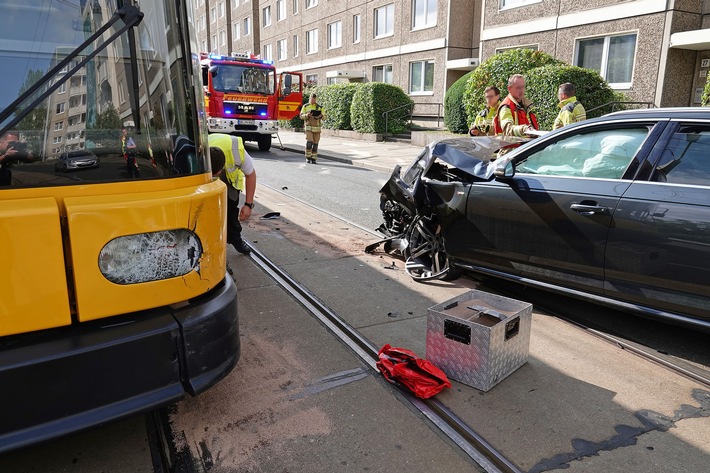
371;108;710;332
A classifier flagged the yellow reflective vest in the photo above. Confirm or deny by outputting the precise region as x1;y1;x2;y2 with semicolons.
209;133;246;191
300;103;325;132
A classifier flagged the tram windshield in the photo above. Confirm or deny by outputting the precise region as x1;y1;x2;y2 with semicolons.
0;1;209;187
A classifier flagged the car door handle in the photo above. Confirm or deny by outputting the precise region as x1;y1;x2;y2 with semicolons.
570;203;609;216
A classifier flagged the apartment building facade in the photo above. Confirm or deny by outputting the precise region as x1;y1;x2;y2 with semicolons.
193;0;482;115
481;0;710;107
192;0;710;120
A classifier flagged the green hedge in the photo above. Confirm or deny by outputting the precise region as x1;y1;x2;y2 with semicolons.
350;83;413;134
444;71;474;134
319;83;358;130
463;49;562;125
525;65;621;129
702;73;710;107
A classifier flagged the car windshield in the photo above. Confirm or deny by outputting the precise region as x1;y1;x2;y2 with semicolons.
0;1;208;188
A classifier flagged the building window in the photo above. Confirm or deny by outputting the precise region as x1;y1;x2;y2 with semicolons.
54;121;64;131
500;0;542;9
57;82;66;94
233;22;241;39
306;0;317;9
219;1;225;18
409;60;434;94
244;17;251;35
201;40;208;52
306;73;318;85
412;0;436;29
575;33;637;88
211;34;217;51
263;44;273;61
263;6;271;27
277;39;287;61
353;14;361;43
306;29;318;54
210;6;216;23
374;4;394;38
293;34;299;57
372;64;393;84
293;0;299;15
220;30;227;47
56;102;65;114
276;0;286;21
327;21;342;49
53;136;62;144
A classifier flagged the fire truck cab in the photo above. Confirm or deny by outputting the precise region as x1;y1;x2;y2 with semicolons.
200;53;303;151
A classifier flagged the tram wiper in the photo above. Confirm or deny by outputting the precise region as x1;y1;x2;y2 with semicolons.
0;5;144;137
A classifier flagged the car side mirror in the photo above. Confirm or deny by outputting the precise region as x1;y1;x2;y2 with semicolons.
283;86;291;96
494;159;515;179
209;66;218;77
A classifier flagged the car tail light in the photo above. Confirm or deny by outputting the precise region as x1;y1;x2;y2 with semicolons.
99;229;202;284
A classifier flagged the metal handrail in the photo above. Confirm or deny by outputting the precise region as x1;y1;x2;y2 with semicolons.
413;102;444;127
382;103;414;141
586;101;656;115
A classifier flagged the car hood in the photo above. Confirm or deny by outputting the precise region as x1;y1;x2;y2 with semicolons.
429;136;528;179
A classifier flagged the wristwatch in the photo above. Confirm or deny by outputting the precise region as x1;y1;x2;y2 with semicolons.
244;202;254;209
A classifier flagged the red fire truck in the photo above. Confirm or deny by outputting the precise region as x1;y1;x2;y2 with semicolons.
200;53;303;151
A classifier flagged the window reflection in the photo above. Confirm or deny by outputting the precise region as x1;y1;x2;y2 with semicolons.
0;1;206;187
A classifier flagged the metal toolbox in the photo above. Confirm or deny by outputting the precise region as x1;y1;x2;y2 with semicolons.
426;290;533;392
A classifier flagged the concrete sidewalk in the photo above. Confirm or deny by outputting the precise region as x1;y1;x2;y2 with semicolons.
273;129;423;173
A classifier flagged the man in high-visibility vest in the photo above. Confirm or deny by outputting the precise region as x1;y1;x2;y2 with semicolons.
300;93;325;164
493;74;538;137
469;86;501;136
208;133;257;255
553;82;586;130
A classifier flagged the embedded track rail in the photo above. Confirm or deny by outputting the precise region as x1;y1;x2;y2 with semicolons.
246;244;522;473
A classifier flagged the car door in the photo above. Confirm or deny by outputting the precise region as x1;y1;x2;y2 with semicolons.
605;121;710;323
460;121;659;295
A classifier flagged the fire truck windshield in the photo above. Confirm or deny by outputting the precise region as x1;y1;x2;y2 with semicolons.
211;65;275;95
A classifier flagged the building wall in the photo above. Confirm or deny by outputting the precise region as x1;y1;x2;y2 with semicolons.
481;0;710;107
194;0;480;115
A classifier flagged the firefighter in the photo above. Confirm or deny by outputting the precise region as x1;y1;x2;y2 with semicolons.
493;74;538;137
300;93;325;164
469;86;501;136
208;133;257;255
553;82;586;130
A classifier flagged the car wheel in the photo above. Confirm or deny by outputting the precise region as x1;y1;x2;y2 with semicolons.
404;214;459;281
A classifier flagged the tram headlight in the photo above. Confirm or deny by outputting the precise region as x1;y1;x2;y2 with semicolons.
99;229;203;284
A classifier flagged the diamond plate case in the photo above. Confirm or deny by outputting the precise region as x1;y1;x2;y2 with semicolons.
426;290;532;392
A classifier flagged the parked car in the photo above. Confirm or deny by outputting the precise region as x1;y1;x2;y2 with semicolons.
373;108;710;332
54;149;99;172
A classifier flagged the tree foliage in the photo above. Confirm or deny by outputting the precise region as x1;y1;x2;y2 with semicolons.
525;65;621;129
702;73;710;107
444;71;474;134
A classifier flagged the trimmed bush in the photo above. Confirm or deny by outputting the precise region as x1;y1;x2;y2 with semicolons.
350;83;413;134
702;73;710;107
319;83;358;130
444;71;474;134
463;49;562;125
525;64;621;129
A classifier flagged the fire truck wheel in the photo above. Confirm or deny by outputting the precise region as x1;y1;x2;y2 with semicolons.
257;135;272;151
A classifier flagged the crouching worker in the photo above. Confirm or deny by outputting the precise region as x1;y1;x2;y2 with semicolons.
208;133;257;255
